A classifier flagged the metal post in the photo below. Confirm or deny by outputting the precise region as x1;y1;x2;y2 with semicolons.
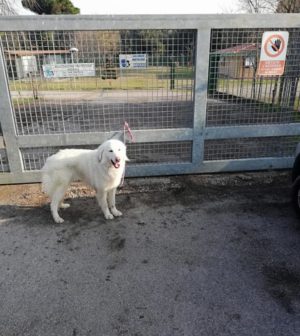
0;41;24;175
192;28;211;170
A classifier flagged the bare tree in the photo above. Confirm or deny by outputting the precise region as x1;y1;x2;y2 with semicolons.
0;0;17;14
238;0;300;13
0;0;37;15
238;0;279;13
276;0;300;12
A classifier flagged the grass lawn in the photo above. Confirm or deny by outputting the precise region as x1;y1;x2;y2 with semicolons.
10;66;194;92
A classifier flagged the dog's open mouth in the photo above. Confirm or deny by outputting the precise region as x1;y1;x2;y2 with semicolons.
111;160;120;169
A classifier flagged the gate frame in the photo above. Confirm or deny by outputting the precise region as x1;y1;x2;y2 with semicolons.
0;14;300;184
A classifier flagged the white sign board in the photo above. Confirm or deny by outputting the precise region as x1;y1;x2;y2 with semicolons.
119;54;147;69
257;31;289;76
42;63;95;78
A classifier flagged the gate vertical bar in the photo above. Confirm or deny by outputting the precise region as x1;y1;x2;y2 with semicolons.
192;28;211;170
0;41;23;175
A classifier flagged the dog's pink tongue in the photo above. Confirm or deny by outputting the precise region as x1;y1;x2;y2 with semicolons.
115;162;120;169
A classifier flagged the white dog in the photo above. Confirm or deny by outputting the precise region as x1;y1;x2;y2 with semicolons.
41;139;129;223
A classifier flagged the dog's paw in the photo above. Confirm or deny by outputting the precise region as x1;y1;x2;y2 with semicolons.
104;213;114;220
54;216;64;224
111;207;123;217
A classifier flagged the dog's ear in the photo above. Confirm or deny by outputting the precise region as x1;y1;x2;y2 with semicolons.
97;145;105;163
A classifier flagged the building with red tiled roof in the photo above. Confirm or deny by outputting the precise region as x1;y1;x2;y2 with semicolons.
213;43;258;79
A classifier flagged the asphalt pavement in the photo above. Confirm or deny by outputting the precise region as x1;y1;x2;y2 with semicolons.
0;171;300;336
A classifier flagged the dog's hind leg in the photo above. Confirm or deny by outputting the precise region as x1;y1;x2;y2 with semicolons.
108;188;122;217
96;190;113;220
51;185;68;223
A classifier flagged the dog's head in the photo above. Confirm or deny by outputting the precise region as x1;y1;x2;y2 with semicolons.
97;139;129;169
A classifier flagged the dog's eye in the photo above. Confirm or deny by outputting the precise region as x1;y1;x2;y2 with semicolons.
109;150;113;152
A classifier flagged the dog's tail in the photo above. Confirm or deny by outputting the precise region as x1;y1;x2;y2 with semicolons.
41;170;54;197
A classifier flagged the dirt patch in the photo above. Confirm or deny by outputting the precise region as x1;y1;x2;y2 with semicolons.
0;170;290;207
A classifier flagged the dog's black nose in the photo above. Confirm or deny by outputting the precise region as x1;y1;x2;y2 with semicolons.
115;157;121;162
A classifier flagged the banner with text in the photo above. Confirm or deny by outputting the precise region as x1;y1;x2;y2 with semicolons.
43;63;95;78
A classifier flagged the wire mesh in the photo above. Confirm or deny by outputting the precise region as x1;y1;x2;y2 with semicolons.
21;144;98;171
126;141;192;165
204;136;299;161
1;30;196;135
21;141;193;171
208;28;300;126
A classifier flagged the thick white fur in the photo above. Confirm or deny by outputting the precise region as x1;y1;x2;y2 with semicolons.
41;139;128;223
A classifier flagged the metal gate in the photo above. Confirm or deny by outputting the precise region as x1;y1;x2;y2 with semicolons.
0;15;299;184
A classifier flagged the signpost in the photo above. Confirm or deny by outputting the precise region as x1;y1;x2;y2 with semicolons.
257;31;289;76
119;54;147;69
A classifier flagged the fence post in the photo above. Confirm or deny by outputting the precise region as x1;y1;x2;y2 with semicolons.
192;28;211;170
0;41;24;175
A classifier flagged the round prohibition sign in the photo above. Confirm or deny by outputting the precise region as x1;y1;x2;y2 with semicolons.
264;34;285;58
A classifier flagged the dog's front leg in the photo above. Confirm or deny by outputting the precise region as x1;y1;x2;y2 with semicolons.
96;190;113;220
108;188;122;217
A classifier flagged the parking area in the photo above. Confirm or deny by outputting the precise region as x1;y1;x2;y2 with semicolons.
0;170;300;336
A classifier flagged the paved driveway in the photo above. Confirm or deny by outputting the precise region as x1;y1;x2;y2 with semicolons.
0;171;299;336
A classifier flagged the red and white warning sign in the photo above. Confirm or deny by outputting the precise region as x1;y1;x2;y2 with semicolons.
257;31;289;76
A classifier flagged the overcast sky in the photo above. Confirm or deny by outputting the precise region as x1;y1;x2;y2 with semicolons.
15;0;241;15
71;0;240;14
